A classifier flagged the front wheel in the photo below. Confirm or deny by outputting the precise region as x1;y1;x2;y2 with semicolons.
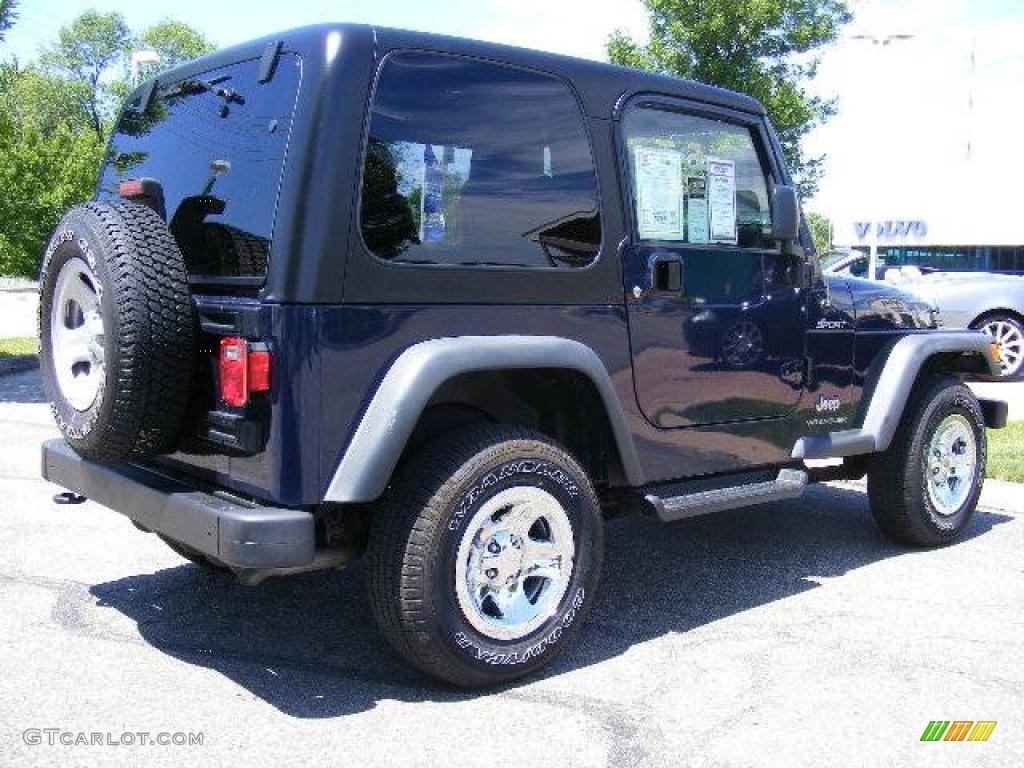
868;376;986;546
974;314;1024;379
367;424;603;687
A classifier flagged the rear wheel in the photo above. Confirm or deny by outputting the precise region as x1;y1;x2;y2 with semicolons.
974;313;1024;379
868;376;986;546
367;424;603;687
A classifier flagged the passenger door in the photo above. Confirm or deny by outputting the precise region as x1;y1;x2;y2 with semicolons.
619;101;807;428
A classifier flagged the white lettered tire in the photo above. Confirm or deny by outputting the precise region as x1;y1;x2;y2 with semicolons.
867;376;986;546
367;424;603;687
38;202;195;463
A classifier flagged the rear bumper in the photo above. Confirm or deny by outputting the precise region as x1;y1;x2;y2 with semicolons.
41;439;315;569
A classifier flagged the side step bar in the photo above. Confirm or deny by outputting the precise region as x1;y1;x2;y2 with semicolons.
645;468;808;523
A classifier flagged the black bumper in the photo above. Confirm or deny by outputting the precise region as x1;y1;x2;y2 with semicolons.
41;439;315;569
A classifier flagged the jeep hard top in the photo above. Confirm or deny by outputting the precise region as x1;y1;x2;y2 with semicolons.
39;24;1007;686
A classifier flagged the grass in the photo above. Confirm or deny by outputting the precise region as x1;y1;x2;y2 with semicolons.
988;422;1024;482
0;336;36;358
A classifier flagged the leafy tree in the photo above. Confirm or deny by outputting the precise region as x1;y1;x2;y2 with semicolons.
0;63;94;134
0;0;17;42
0;14;214;277
40;10;131;140
0;62;103;277
804;210;832;255
136;19;216;80
608;0;852;198
0;111;104;276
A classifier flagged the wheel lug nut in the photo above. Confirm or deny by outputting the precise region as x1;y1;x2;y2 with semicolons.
485;568;498;579
487;541;500;554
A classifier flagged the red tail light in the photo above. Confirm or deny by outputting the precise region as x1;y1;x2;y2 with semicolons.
219;337;271;408
118;179;145;197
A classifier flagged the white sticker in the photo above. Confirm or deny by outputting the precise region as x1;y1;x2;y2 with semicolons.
686;176;709;243
707;158;738;244
633;146;684;240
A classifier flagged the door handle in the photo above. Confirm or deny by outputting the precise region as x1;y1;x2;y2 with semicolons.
651;255;683;293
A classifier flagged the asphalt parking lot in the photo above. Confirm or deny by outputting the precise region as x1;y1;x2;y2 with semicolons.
1;366;1021;767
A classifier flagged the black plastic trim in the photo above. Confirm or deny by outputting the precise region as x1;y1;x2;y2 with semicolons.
41;439;314;569
257;40;283;83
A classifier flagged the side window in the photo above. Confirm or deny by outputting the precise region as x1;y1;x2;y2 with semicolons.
360;52;601;268
624;108;774;249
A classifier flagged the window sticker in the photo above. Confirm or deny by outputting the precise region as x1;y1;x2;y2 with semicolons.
633;146;685;240
707;158;738;244
686;176;709;244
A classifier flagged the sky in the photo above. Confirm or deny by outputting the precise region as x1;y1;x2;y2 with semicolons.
4;0;1023;239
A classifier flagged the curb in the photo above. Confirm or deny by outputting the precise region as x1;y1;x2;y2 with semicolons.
0;354;39;377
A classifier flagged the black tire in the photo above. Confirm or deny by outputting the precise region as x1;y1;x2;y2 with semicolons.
367;424;603;687
157;534;229;571
971;313;1024;380
38;201;195;464
203;223;269;276
867;376;986;546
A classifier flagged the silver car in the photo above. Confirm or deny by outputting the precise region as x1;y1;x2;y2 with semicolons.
825;256;1024;379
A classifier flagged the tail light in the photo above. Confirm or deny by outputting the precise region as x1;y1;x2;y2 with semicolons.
118;179;145;197
219;337;271;408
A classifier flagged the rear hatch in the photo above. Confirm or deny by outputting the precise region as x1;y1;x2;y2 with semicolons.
98;49;309;504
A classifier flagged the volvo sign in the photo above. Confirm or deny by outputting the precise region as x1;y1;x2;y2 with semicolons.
854;220;928;240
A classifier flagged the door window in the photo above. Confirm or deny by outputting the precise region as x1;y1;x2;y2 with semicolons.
624;109;774;250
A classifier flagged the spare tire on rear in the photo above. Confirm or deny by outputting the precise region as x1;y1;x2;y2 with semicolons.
38;201;195;464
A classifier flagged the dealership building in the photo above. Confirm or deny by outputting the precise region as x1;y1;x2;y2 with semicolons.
832;209;1024;275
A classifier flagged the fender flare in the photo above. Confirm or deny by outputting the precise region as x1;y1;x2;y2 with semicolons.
792;330;1003;460
323;336;643;502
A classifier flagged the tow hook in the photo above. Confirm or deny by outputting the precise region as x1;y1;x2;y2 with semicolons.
53;491;87;505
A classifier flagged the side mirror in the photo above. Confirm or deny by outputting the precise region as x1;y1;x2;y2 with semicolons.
769;185;800;241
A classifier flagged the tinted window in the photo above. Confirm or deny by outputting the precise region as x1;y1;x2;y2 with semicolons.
360;52;600;268
100;55;301;282
624;109;774;249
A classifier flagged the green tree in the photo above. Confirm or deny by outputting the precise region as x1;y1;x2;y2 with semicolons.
0;63;104;276
0;63;94;134
0;0;17;42
608;0;852;198
136;19;215;80
0;112;104;276
40;10;131;140
0;14;214;277
804;210;832;255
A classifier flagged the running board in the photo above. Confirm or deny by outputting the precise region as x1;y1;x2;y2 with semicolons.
645;469;808;523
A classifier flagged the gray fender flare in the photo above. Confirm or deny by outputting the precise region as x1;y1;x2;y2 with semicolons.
792;330;1003;460
323;336;643;502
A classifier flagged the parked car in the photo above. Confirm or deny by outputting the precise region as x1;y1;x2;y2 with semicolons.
825;254;1024;378
38;24;1005;687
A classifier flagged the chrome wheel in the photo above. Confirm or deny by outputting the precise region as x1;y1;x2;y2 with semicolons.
979;317;1024;376
455;486;575;641
925;414;977;516
722;319;764;368
50;257;105;411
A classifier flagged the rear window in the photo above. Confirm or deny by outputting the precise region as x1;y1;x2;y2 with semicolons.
359;52;601;269
100;54;301;286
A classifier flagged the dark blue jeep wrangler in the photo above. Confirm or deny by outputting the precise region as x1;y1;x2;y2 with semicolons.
38;24;1007;686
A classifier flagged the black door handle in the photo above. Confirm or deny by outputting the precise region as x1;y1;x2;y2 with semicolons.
652;256;683;292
